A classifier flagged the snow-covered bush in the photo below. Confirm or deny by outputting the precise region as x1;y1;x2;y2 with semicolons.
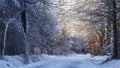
70;36;88;54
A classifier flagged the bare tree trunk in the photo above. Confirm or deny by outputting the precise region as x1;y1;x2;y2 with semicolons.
106;22;111;45
21;1;30;64
21;10;27;33
117;19;120;58
105;0;112;46
112;0;118;59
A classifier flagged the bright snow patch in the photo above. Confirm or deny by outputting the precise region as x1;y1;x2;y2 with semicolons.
0;54;120;68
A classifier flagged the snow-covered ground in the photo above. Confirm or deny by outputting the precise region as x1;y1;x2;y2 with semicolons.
0;54;120;68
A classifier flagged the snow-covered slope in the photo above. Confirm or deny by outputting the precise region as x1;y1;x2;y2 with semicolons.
0;54;120;68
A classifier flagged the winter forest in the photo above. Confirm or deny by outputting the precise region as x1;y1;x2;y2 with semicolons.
0;0;120;68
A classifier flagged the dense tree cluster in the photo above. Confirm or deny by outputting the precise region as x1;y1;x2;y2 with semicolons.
0;0;120;64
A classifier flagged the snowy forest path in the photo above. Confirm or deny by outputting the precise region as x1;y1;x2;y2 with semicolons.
16;54;108;68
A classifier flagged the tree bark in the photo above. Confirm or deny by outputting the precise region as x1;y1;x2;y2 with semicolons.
112;0;118;59
21;1;30;64
21;10;27;33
